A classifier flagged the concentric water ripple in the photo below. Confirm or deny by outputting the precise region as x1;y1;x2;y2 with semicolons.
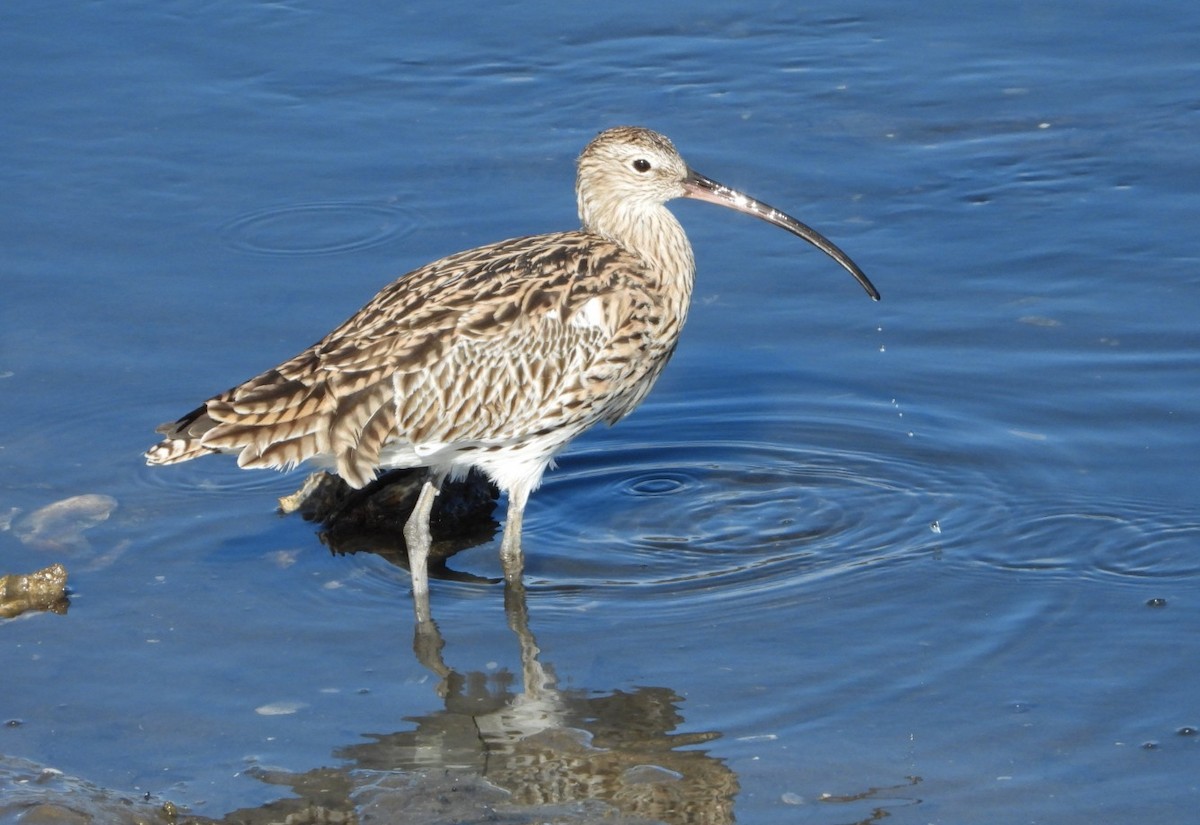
976;502;1200;581
220;201;419;257
521;434;1000;604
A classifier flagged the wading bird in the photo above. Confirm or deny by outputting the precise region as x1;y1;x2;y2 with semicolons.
146;126;879;613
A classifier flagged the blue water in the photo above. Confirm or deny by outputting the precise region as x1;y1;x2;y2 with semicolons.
3;1;1199;823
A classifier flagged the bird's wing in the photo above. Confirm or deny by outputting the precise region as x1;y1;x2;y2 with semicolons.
149;232;665;488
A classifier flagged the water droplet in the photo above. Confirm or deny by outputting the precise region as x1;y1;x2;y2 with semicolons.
929;520;941;534
1146;597;1168;608
1141;741;1159;750
781;792;804;805
1176;726;1196;737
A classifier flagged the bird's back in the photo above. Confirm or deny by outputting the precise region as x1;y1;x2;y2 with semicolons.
147;230;684;488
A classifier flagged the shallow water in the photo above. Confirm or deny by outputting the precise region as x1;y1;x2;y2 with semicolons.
3;1;1199;823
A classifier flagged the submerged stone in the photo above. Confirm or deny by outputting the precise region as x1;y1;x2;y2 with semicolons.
12;494;117;552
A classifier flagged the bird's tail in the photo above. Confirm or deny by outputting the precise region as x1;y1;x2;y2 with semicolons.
144;437;221;465
144;404;222;465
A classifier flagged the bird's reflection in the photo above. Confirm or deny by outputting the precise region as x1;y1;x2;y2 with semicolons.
259;469;739;823
340;575;738;825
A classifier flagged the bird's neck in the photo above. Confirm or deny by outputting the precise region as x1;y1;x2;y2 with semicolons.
582;200;697;302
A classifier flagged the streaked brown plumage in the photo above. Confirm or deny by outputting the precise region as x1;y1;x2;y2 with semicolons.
146;126;879;613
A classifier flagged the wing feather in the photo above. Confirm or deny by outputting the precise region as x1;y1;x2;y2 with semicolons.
146;231;670;487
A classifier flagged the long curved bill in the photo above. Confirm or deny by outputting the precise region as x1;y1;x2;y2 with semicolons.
683;169;880;301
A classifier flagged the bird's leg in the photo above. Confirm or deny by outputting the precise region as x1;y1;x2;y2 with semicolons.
404;469;444;622
499;486;529;582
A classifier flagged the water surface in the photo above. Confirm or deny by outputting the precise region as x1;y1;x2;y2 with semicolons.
3;1;1198;823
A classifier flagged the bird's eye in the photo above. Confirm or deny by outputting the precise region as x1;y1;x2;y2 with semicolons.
632;158;651;173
